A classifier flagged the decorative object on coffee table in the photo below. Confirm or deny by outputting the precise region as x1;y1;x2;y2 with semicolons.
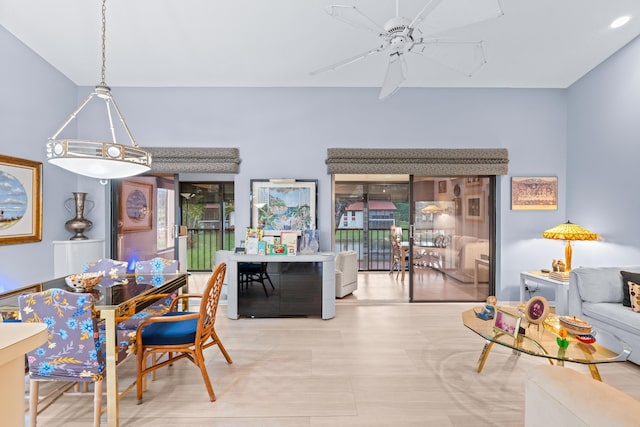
525;295;549;325
493;308;521;339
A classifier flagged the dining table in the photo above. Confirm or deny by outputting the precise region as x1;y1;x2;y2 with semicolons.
0;272;189;427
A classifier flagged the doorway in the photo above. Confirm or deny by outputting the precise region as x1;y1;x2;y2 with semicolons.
410;176;493;302
334;177;409;270
179;182;235;271
113;177;235;273
333;174;495;302
113;175;177;271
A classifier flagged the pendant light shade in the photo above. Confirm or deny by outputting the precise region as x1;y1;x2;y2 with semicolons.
46;1;151;180
47;140;151;180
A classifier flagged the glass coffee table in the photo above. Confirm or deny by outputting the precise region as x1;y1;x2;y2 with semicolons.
462;306;631;381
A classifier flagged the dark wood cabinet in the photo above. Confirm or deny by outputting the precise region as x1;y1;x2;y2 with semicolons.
238;261;322;317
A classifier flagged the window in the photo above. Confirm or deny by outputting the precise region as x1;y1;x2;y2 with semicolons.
156;188;175;251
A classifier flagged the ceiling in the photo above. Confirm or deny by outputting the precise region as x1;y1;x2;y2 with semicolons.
2;0;640;90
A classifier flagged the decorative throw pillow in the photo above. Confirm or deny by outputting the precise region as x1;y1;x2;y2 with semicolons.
629;281;640;313
620;271;640;307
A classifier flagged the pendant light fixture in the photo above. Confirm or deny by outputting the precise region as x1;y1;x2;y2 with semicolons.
46;0;151;180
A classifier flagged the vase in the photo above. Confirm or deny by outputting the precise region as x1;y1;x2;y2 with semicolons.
64;192;94;240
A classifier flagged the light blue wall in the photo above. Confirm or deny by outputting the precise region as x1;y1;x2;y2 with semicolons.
6;22;638;301
77;87;568;300
0;26;102;289
567;35;640;268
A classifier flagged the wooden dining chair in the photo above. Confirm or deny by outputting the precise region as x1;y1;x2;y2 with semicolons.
135;262;232;403
389;235;409;279
19;289;105;427
388;234;400;274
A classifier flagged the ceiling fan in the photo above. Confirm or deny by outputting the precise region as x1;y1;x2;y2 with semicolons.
311;0;504;99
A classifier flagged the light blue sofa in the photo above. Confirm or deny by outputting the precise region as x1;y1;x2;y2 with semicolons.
568;266;640;364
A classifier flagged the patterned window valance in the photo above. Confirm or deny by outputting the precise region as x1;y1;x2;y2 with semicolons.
146;147;241;174
326;148;508;175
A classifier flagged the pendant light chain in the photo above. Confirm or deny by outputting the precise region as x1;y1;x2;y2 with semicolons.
100;0;107;86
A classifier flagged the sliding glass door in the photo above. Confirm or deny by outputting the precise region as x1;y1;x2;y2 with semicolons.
410;176;494;302
179;182;235;271
113;177;235;273
113;175;178;272
334;178;409;271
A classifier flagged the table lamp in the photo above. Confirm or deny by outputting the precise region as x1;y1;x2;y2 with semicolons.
542;221;598;271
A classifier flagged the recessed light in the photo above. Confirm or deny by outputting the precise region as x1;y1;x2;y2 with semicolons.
610;15;631;29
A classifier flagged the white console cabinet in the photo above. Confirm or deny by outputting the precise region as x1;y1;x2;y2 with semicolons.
53;239;106;277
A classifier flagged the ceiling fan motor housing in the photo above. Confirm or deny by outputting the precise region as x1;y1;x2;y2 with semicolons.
384;17;414;53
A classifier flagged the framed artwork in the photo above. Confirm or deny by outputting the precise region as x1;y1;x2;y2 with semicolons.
269;243;288;255
465;177;481;186
511;176;558;210
280;231;299;252
0;154;42;245
120;180;153;232
464;192;484;222
493;308;522;338
453;197;461;216
438;180;447;194
299;229;319;254
524;296;550;325
251;180;317;236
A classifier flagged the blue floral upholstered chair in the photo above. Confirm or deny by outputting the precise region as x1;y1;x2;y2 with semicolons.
135;257;179;284
114;258;181;368
83;257;181;366
19;289;104;427
83;258;128;286
115;258;180;332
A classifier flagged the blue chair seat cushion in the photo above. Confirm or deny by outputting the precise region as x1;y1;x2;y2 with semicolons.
141;312;198;346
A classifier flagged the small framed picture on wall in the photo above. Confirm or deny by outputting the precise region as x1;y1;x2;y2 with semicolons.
511;176;558;210
121;180;153;232
464;192;484;222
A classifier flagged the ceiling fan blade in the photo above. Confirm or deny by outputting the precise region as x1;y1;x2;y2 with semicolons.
409;0;446;30
412;0;504;35
411;40;486;76
325;5;386;35
310;44;388;76
379;54;408;100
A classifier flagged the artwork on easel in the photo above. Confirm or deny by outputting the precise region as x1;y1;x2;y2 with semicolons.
299;229;319;254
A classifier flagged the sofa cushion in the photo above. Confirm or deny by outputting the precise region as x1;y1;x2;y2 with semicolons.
525;365;640;427
575;267;626;303
453;235;478;250
582;302;640;336
620;271;640;307
629;282;640;313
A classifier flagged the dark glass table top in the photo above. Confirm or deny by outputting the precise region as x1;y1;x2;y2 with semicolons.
0;273;186;312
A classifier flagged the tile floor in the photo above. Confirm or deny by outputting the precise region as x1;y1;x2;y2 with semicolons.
29;272;640;426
